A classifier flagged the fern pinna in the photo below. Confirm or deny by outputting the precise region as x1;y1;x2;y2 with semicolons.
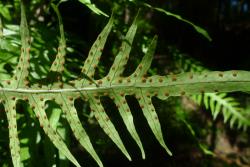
2;2;250;167
173;49;250;130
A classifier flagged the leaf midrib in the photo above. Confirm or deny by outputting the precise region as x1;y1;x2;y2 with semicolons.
1;78;250;94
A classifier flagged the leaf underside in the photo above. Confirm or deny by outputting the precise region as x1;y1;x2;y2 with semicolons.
1;2;250;167
174;50;250;130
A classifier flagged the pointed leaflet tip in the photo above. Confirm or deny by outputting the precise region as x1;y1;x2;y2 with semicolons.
50;4;66;72
29;95;81;167
89;96;132;161
140;2;212;41
138;90;172;156
20;1;30;49
57;94;104;167
51;4;66;44
81;13;114;82
78;0;109;17
133;35;157;78
11;0;31;88
107;12;139;81
112;92;146;159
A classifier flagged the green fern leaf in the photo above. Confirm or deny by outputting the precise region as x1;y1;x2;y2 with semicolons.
104;14;146;159
112;91;145;159
140;2;212;41
78;0;108;17
28;95;81;167
50;4;66;73
3;3;250;167
130;36;172;155
56;93;104;167
173;49;250;129
50;4;104;166
1;92;22;167
10;2;30;89
89;95;132;160
80;14;113;81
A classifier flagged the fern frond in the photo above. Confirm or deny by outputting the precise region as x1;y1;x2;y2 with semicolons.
193;93;249;130
173;47;250;129
136;2;212;41
78;0;108;17
29;94;81;167
10;1;30;89
50;4;66;74
1;92;22;167
2;2;250;167
50;4;104;167
0;2;30;166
